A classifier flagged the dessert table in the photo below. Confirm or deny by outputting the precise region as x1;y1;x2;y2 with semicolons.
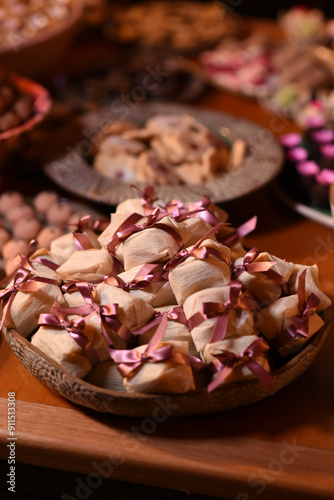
1;18;334;500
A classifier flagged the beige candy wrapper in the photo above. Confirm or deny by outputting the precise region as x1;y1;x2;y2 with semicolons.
169;239;231;305
288;264;331;312
50;229;101;266
257;294;324;356
202;334;270;384
183;286;255;352
31;321;110;379
234;251;295;305
4;278;66;338
88;284;155;348
181;216;216;246
123;341;196;394
117;264;176;307
137;305;199;357
119;216;191;270
56;248;115;282
6;248;61;283
85;360;126;392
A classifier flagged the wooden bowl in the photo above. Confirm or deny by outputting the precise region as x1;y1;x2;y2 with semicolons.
0;1;83;79
0;74;52;143
2;309;331;417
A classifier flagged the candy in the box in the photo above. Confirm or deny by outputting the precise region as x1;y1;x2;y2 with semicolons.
108;214;191;271
136;305;199;357
114;340;196;394
288;264;332;311
183;284;256;352
56;248;116;282
1;268;66;338
167;238;231;305
202;335;272;391
50;221;101;266
116;263;176;308
89;283;155;348
233;249;295;305
257;293;324;357
31;316;110;379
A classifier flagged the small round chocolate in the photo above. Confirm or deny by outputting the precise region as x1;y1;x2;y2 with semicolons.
0;191;25;215
12;217;42;241
36;226;64;249
33;190;59;215
46;201;73;227
2;239;29;262
5;203;35;225
0;227;11;256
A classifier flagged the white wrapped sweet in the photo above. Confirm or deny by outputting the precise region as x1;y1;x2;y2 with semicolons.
50;227;101;266
113;340;196;394
137;305;199;357
168;239;231;305
183;284;256;352
111;214;192;271
257;294;324;356
85;283;155;348
288;264;331;312
31;316;110;378
202;335;272;391
1;268;66;337
116;264;176;307
56;248;116;282
233;249;295;306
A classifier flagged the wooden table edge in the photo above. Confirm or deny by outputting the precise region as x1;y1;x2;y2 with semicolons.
1;398;334;499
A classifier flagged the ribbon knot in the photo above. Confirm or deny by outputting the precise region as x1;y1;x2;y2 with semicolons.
207;337;274;393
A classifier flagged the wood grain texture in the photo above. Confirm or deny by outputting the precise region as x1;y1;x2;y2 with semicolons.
0;399;334;500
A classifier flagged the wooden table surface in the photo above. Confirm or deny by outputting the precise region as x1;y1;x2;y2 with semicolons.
1;19;334;500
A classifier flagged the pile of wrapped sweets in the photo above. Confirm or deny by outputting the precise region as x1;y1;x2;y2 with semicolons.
0;188;331;395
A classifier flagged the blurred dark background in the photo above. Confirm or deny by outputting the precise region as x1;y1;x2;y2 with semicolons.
203;0;334;18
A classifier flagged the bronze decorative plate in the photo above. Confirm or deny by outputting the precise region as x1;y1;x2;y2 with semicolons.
43;103;283;206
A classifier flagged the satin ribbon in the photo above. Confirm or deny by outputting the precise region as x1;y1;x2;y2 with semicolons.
221;216;257;247
130;185;159;214
107;208;184;254
207;337;274;393
2;241;59;284
187;281;258;342
270;269;320;349
163;222;230;271
38;311;100;367
132;305;189;337
0;267;59;329
52;281;133;346
232;248;276;278
110;315;191;378
105;263;168;291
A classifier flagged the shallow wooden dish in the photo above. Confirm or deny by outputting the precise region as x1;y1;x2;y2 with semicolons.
0;1;83;78
0;74;52;143
2;309;331;417
43;103;284;206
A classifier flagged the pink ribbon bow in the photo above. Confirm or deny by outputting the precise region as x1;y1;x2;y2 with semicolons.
38;310;100;367
163;222;230;272
207;337;274;393
107;208;184;254
105;263;168;291
53;281;133;347
232;248;276;278
187;281;258;342
221;216;257;248
271;269;320;349
0;267;59;329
